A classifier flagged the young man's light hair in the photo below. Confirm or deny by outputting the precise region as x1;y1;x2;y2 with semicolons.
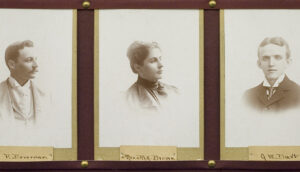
257;37;290;59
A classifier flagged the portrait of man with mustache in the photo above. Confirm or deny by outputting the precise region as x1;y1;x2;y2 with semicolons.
0;40;47;124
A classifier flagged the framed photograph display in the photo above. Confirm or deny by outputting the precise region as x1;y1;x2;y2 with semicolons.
0;9;77;160
94;9;204;160
3;0;300;171
221;9;300;160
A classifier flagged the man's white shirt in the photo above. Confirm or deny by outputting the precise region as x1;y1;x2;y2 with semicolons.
8;77;34;120
262;73;285;98
262;73;285;88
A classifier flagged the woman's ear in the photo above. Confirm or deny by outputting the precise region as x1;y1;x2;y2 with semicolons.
133;63;141;73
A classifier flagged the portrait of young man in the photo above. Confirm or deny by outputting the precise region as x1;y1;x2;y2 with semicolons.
0;40;49;125
125;41;179;111
243;37;300;112
224;10;300;155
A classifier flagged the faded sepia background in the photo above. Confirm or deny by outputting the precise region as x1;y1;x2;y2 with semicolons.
98;10;200;147
224;10;300;147
0;9;73;148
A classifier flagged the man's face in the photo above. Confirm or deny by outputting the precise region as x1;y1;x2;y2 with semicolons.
258;44;290;82
13;47;39;80
136;48;163;82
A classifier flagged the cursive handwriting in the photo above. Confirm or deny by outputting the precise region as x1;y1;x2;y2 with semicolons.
260;153;300;161
2;153;51;160
120;153;176;161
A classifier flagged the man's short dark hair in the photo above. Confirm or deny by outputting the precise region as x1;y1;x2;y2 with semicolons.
127;41;161;73
5;40;34;68
258;37;290;59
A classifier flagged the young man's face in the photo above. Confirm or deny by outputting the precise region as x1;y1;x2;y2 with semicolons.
258;44;290;82
136;48;163;82
13;47;39;80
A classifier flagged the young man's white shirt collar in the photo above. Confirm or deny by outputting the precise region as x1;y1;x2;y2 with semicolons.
262;73;285;88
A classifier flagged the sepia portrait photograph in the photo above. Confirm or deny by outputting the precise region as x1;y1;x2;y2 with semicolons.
95;9;203;160
0;9;76;159
221;10;300;159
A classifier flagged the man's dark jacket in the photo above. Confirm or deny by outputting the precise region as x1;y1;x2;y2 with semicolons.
243;76;300;112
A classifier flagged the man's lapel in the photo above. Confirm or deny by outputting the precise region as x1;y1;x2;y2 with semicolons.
3;79;14;118
263;76;292;106
257;83;269;106
266;89;285;106
31;81;42;115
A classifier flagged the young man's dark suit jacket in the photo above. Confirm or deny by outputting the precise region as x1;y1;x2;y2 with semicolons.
243;76;300;112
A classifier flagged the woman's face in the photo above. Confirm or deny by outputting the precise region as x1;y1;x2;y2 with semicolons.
136;48;164;82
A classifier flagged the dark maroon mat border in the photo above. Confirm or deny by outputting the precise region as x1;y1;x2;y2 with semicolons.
1;0;300;9
204;9;220;161
2;161;300;170
77;9;94;161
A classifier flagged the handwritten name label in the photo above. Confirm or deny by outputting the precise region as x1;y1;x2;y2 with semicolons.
0;146;53;161
120;146;177;161
249;146;300;161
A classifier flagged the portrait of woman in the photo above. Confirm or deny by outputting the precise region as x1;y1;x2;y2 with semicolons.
125;41;179;112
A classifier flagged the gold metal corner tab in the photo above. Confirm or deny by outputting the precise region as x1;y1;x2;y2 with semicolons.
81;160;89;168
82;1;91;9
208;0;216;8
208;160;216;168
